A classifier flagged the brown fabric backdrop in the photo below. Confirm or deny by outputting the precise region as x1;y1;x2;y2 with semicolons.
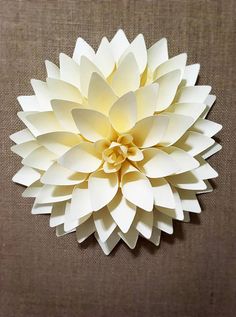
0;0;235;316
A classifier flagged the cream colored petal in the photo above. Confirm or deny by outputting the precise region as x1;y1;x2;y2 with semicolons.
177;189;201;213
11;141;39;158
95;230;120;255
59;53;80;88
22;146;57;170
59;142;102;173
155;70;181;112
93;207;117;242
32;202;53;215
79;56;103;97
155;186;184;221
201;94;216;118
175;131;215;156
17;111;42;136
51;99;82;133
41;162;87;185
103;161;121;174
175;86;211;103
73;37;95;64
158;113;194;146
35;185;74;204
22;180;42;198
47;78;82;103
88;72;118;115
197;180;213;194
147;38;168;72
119;34;147;74
64;201;90;232
168;171;207;190
111;53;140;97
110;29;129;63
193;156;218;180
88;170;118;211
150;178;175;209
109;92;137;133
108;189;136;233
25;111;64;136
37;131;82;156
45;60;60;79
72;108;111;142
70;182;93;221
135;83;158;120
17;95;39;111
153;209;173;234
94;37;115;77
202;142;222;159
134;208;153;239
118;227;139;249
12;166;41;186
10;129;34;144
162;146;199;174
149;227;161;246
31;80;51;111
76;216;96;243
121;171;153;211
56;223;76;237
50;202;66;227
191;118;222;137
131;115;169;148
127;147;144;162
167;102;206;121
137;148;179;178
154;53;187;79
182;64;200;86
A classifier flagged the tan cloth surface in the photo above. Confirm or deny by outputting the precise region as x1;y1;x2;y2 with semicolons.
0;0;235;316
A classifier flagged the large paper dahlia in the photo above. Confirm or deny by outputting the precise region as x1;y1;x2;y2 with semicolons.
11;30;222;254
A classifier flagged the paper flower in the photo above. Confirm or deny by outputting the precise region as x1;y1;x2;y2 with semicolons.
11;30;222;255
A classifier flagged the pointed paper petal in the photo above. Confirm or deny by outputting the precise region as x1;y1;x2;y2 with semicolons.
22;180;42;198
73;37;95;64
201;94;216;118
159;113;194;146
108;189;136;233
88;170;118;211
22;147;57;170
168;171;207;190
118;227;139;249
193;156;218;179
45;60;60;79
95;230;120;255
112;53;140;97
155;70;181;112
134;208;153;239
41;162;87;185
31;80;51;111
175;131;215;156
131;115;169;148
154;53;187;79
109;92;137;133
12;166;41;186
36;185;74;203
167;102;206;121
120;34;147;73
147;38;168;72
182;64;200;86
32;202;53;215
59;142;102;173
70;182;93;221
137;148;179;177
150;178;175;209
51;99;82;133
76;216;95;243
162;146;199;174
10;129;34;144
177;189;201;213
47;78;82;103
93;207;116;242
17;95;39;111
50;202;66;227
202;142;222;159
153;210;173;234
79;56;103;97
135;83;158;120
110;29;129;63
121;171;153;211
37;131;82;156
59;53;80;88
88;73;117;115
175;86;211;103
94;37;115;77
149;227;161;246
192;118;222;137
11;140;39;158
72;108;111;142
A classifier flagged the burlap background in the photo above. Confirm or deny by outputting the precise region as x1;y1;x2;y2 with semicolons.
1;0;235;316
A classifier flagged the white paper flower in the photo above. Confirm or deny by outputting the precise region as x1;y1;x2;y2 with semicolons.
11;30;222;255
